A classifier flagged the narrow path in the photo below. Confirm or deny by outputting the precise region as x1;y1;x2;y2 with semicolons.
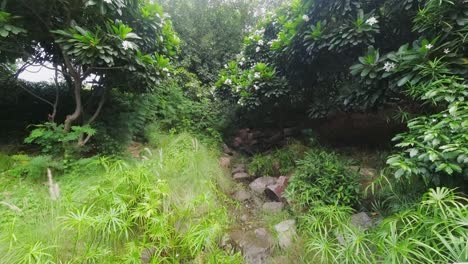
220;146;299;264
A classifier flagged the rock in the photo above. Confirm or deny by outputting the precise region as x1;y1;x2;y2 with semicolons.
336;233;346;246
351;212;373;230
233;172;251;180
140;247;156;264
349;166;378;179
283;127;296;137
254;228;273;243
249;177;277;194
219;156;231;169
230;229;273;264
359;168;378;179
252;196;264;208
269;256;290;264
222;143;234;155
233;137;243;148
262;202;284;213
274;220;296;250
244;242;270;264
232;164;247;174
233;189;252;202
265;132;282;144
265;176;289;202
240;214;249;222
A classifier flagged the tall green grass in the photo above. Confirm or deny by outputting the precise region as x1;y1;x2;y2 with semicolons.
0;132;242;263
301;187;468;264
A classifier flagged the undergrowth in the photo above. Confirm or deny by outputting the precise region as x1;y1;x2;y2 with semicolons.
248;141;308;176
0;132;242;263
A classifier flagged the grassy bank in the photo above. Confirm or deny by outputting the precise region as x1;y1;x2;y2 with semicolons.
0;132;242;263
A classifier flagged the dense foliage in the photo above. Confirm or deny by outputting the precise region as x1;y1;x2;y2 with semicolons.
300;188;467;263
0;0;467;263
286;149;360;208
160;0;251;83
0;0;179;145
0;133;242;263
216;0;467;187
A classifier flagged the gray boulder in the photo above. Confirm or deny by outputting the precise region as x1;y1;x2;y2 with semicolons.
233;189;252;202
262;202;284;213
351;212;373;230
249;176;277;194
274;220;296;250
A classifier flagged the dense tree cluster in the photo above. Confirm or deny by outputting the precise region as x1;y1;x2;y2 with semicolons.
216;0;467;185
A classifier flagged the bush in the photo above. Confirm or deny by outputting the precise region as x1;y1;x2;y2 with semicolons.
0;153;13;172
248;141;308;176
0;132;240;263
386;78;468;188
5;154;61;180
301;187;468;264
286;149;360;208
94;77;229;154
25;122;95;156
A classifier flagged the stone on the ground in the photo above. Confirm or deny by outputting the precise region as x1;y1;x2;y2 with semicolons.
283;127;296;137
269;256;290;264
233;189;252;202
232;164;247;174
359;167;378;178
240;214;249;222
230;228;273;264
349;166;378;179
274;220;297;250
233;172;251;180
223;143;234;155
351;212;373;230
254;228;273;243
249;176;277;194
262;202;284;213
252;196;264;208
336;233;345;246
265;176;289;201
140;247;156;264
219;156;231;169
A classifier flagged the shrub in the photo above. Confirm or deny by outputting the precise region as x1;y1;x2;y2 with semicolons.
94;78;228;154
0;153;12;172
0;132;238;263
24;122;95;156
386;78;468;188
301;187;468;264
286;149;360;208
248;141;308;176
6;154;61;180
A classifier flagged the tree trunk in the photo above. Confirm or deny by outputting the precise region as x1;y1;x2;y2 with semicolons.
64;78;83;132
77;91;107;146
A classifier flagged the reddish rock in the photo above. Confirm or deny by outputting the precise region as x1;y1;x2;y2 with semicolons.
265;176;289;202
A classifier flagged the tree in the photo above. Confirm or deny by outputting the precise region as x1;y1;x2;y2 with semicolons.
160;0;259;83
0;0;179;146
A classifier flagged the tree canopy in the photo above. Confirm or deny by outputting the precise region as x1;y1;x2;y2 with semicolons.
0;0;179;144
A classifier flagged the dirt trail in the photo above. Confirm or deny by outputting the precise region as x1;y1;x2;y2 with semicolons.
220;147;300;264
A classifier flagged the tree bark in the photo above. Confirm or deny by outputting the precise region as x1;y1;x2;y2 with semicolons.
64;77;83;132
77;90;107;146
